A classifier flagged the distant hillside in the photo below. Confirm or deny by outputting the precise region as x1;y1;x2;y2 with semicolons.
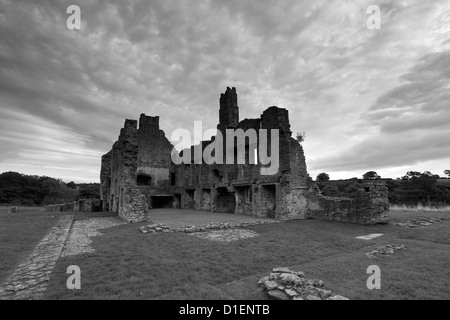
0;171;100;206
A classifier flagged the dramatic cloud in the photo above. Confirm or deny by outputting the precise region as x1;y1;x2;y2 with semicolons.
312;49;450;177
0;0;449;182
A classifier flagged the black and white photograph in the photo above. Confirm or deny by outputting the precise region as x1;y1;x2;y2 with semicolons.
0;0;449;306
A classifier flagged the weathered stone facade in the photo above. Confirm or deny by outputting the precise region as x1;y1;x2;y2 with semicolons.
100;87;389;224
101;119;148;222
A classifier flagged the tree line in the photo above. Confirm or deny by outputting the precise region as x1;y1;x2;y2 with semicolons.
0;171;100;206
316;170;450;207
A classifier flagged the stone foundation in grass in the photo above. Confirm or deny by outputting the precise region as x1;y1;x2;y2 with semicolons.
394;217;443;228
258;267;348;300
366;244;406;259
137;220;280;234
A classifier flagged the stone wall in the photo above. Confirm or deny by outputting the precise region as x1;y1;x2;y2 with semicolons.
137;114;173;184
307;182;390;225
102;119;148;223
42;198;101;212
43;203;75;212
99;87;390;225
100;151;112;211
167;88;313;220
217;87;239;133
136;114;175;209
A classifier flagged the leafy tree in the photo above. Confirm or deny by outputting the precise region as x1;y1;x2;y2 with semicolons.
78;183;100;199
403;171;439;191
397;171;441;205
0;172;100;205
316;172;330;182
363;171;380;180
41;178;78;204
445;170;450;178
385;171;450;206
66;181;77;189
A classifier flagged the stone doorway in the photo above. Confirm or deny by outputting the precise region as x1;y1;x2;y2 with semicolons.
174;194;182;208
261;184;276;218
184;189;195;209
235;185;252;215
216;187;236;213
201;189;211;211
151;196;174;209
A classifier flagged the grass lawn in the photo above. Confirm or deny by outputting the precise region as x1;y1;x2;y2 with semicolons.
41;208;449;300
0;206;61;282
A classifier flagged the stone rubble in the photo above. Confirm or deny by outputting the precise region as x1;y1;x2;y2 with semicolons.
366;244;406;259
258;267;349;300
137;220;280;234
394;217;443;228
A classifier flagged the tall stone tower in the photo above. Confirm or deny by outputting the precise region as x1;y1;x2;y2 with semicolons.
217;87;239;133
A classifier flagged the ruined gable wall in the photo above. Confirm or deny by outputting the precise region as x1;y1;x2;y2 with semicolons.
137;114;173;188
274;138;310;219
259;107;291;184
106;119;148;222
258;107;311;220
288;138;308;189
135;114;175;209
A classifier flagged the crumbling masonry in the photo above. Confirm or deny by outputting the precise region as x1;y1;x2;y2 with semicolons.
100;87;389;225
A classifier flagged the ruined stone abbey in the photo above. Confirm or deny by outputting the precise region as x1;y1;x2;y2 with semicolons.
100;87;390;225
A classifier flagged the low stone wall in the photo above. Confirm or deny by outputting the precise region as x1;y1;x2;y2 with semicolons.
43;203;76;212
138;220;280;234
42;199;101;213
307;181;390;225
394;217;443;228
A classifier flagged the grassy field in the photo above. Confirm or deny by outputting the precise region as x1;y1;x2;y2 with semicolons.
0;206;60;282
46;209;449;300
390;204;450;212
1;206;449;299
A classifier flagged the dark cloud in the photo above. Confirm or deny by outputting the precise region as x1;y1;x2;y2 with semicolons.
312;49;450;176
0;0;449;181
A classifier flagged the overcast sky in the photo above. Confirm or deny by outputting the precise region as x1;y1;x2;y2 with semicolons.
0;0;449;183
